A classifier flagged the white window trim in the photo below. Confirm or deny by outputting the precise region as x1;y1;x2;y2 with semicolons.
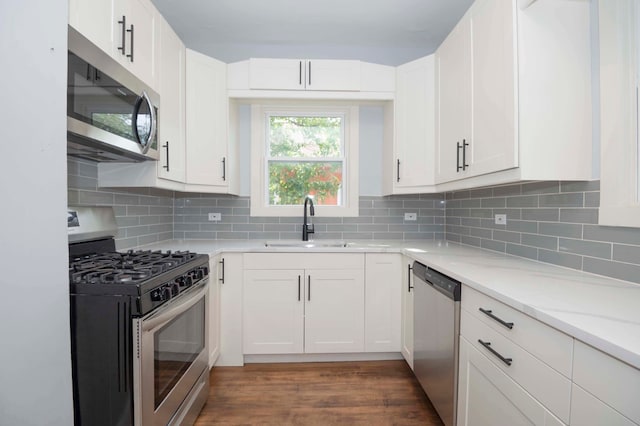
250;103;359;217
598;0;640;228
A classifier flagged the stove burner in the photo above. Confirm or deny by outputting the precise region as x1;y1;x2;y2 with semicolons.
69;250;200;285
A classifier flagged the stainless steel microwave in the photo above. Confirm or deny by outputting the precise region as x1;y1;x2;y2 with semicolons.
67;27;159;162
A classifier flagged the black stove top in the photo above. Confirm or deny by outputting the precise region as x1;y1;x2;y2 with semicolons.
70;250;199;285
69;249;210;316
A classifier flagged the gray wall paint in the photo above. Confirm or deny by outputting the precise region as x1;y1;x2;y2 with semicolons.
0;0;74;424
174;194;445;241
68;158;174;250
445;181;640;285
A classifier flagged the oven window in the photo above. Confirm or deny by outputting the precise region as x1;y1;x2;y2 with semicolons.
154;298;205;408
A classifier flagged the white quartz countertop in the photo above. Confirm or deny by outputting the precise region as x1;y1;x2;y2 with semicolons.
139;239;640;369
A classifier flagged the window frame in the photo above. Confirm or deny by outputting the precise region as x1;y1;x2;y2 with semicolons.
250;103;359;217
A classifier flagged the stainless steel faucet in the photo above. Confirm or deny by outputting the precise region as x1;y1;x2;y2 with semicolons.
302;196;315;241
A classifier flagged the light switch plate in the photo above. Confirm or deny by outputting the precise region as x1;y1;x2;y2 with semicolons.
495;214;507;225
208;212;222;221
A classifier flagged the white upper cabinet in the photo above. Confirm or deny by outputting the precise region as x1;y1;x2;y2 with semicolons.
156;16;185;183
185;49;238;193
385;55;437;194
249;58;360;91
69;0;157;88
246;58;361;91
229;58;395;99
68;0;113;55
435;0;592;189
436;0;516;183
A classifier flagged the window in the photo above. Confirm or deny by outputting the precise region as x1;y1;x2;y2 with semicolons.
251;104;359;216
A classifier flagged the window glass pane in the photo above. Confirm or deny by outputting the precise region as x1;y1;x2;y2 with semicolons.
269;116;342;158
268;161;343;206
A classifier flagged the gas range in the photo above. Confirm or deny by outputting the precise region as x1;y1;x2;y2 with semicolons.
69;249;209;316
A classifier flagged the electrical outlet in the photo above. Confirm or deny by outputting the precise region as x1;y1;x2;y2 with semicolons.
404;212;417;221
208;212;221;222
495;214;507;225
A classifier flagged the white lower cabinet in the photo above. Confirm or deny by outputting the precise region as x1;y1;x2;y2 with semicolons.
242;253;365;355
457;336;565;426
364;253;401;352
304;268;365;353
216;253;244;366
208;254;221;366
400;256;414;368
570;384;636;426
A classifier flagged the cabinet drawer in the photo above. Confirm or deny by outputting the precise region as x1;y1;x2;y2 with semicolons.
570;384;637;426
460;310;571;423
573;341;640;424
462;285;573;377
458;337;565;426
243;253;364;270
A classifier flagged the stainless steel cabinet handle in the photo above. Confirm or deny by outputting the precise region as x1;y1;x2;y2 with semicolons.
308;61;312;86
478;339;512;366
222;157;226;181
462;139;469;171
299;61;302;86
456;142;462;172
397;159;401;182
407;264;413;292
126;24;134;62
117;16;126;55
162;141;170;171
307;276;311;301
298;275;301;301
479;308;514;330
219;258;225;284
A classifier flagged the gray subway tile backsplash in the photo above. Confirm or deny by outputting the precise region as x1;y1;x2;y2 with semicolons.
67;160;639;285
445;180;640;284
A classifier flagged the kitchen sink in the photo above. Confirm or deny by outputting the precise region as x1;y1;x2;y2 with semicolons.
264;240;349;248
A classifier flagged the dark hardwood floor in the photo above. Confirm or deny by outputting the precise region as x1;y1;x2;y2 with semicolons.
195;360;444;425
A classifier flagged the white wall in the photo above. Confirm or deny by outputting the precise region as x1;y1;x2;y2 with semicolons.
235;103;385;197
0;1;74;425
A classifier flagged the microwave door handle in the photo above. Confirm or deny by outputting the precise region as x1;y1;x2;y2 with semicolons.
141;282;208;332
132;91;156;154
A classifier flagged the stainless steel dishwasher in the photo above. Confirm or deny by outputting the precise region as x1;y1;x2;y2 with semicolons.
412;261;461;426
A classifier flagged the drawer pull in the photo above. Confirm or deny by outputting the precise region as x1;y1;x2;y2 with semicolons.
479;307;514;330
478;339;513;366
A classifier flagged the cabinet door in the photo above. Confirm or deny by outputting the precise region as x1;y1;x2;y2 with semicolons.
305;60;361;91
185;49;229;187
243;269;305;354
394;56;436;189
157;17;185;182
467;0;517;178
249;58;305;90
208;256;221;366
364;254;401;352
68;0;113;55
570;384;636;426
401;257;414;368
113;0;156;87
304;269;365;353
457;337;565;426
435;16;472;184
217;254;243;366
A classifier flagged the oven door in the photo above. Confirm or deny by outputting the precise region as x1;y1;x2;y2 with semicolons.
134;281;209;426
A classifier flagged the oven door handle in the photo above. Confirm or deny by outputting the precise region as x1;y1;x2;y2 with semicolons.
142;281;208;332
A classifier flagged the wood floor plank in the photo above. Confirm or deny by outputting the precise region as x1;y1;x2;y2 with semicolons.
195;360;444;425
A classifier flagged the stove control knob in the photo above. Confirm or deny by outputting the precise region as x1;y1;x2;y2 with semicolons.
195;269;204;280
162;286;172;301
176;277;186;287
201;266;209;277
184;275;193;287
150;288;164;302
170;283;180;297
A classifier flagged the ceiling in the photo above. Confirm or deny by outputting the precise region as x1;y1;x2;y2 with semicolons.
151;0;475;66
